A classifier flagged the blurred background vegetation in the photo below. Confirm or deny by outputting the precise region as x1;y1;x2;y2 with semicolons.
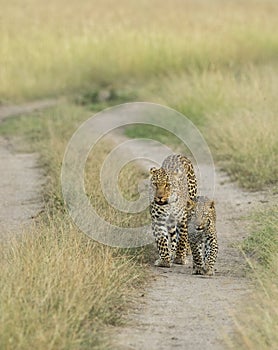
1;0;277;189
0;0;277;102
0;0;277;349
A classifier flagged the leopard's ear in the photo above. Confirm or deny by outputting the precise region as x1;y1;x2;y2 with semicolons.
210;200;215;209
150;167;157;175
172;168;181;176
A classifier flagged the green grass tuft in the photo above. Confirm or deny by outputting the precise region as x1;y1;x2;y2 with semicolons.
242;207;278;269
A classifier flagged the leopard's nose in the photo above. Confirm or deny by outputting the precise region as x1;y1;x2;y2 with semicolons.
195;225;203;231
155;193;163;200
155;196;167;204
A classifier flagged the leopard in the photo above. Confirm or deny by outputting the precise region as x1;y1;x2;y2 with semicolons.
149;154;197;267
187;196;218;276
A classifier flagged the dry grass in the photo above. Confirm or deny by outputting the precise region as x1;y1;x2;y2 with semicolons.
0;104;149;350
230;207;278;349
1;1;278;348
0;224;142;350
143;65;278;190
2;0;277;189
232;274;278;350
1;0;277;102
84;141;149;229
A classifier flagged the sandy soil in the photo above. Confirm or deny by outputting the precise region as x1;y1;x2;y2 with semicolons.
113;139;270;350
0;100;57;237
0;137;44;238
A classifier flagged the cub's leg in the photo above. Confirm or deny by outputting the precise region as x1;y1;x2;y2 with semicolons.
190;241;204;275
188;229;204;274
203;235;218;276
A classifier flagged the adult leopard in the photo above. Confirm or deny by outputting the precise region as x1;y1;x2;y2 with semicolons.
149;154;197;267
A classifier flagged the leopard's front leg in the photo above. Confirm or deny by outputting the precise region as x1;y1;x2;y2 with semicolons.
167;215;178;262
190;240;204;275
174;212;190;265
203;235;218;276
150;203;171;268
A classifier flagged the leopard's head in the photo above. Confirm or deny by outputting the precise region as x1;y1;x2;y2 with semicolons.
189;197;215;231
149;167;173;205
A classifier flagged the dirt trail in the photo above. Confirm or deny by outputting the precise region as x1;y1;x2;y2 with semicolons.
0;100;57;237
0;99;58;121
0;137;44;237
114;139;270;350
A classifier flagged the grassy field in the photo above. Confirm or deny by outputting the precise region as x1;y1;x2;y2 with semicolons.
1;0;278;102
1;0;277;189
1;225;143;350
132;64;278;190
231;207;278;349
1;0;278;349
0;105;151;350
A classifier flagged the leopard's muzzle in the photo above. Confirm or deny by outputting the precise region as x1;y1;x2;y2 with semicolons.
154;197;169;205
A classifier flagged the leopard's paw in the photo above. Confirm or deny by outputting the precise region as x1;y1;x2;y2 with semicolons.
192;266;203;275
173;256;187;265
203;265;215;276
154;258;171;268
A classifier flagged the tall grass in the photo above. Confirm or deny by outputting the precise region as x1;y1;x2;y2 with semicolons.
0;104;149;350
230;207;278;349
138;65;278;190
0;225;142;350
1;0;278;102
1;0;277;189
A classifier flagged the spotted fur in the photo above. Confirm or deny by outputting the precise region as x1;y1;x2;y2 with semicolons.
188;196;218;276
149;154;197;267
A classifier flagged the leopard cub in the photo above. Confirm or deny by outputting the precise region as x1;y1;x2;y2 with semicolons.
187;196;218;276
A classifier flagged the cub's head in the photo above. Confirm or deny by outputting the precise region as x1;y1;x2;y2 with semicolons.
150;167;172;205
189;197;215;231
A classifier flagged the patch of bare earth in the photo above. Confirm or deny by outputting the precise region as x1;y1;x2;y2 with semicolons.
0;100;57;237
113;138;270;350
0;137;44;238
0;99;58;122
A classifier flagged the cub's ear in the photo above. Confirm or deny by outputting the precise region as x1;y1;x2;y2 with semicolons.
172;168;181;176
210;200;215;209
150;167;157;175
